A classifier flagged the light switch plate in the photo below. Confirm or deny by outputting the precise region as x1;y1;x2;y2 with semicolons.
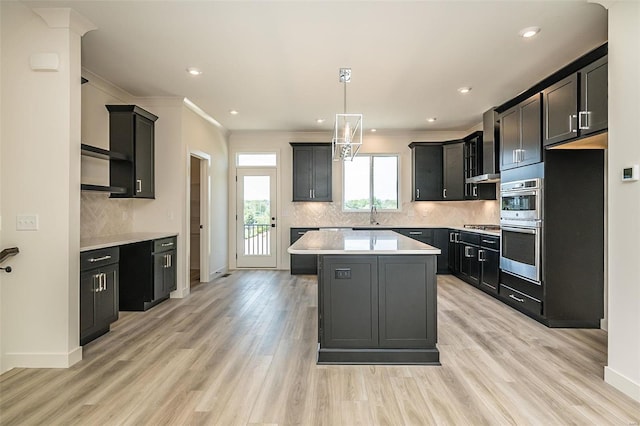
17;214;38;231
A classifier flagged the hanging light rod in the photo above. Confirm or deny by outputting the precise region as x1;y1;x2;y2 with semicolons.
332;67;363;162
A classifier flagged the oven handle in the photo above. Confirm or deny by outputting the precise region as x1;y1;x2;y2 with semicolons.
500;190;538;197
501;226;537;234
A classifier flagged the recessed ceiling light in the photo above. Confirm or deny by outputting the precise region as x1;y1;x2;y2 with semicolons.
316;118;325;124
186;67;202;76
229;109;239;115
371;128;377;132
519;26;540;38
458;87;472;94
426;117;437;123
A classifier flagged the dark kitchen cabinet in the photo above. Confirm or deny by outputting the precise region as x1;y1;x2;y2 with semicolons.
459;232;480;287
478;235;500;295
442;142;464;201
153;237;177;297
543;56;608;147
448;230;461;275
500;94;542;171
393;228;448;274
463;132;496;200
119;236;177;311
107;105;158;199
290;227;319;275
319;254;438;363
410;143;443;201
321;256;379;349
291;143;332;202
80;247;119;345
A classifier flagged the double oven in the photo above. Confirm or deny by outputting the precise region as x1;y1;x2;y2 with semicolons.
500;178;543;284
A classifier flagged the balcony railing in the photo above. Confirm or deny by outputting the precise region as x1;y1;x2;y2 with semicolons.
244;224;271;255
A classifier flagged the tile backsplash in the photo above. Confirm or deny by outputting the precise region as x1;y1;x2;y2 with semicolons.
81;192;133;239
288;200;500;227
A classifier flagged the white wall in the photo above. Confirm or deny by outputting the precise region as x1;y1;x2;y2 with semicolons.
605;0;640;402
229;130;500;270
182;106;229;281
0;4;92;371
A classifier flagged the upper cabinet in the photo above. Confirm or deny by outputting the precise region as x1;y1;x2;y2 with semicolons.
463;131;496;200
542;56;608;147
442;142;464;201
410;143;443;201
107;105;158;199
291;143;332;202
499;93;542;171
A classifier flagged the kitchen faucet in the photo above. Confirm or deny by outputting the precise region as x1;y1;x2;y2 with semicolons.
370;205;379;225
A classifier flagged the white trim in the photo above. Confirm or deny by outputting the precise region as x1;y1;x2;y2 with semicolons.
183;98;228;135
600;318;608;331
604;366;640;402
186;150;212;291
4;347;82;370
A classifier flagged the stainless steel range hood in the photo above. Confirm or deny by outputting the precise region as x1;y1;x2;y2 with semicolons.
466;109;500;184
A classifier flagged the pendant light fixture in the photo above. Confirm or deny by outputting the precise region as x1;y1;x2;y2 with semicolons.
332;67;363;161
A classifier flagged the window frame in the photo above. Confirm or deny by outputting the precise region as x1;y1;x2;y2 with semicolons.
342;153;401;212
235;152;278;168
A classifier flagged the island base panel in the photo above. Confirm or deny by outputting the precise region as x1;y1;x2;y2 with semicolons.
318;347;440;365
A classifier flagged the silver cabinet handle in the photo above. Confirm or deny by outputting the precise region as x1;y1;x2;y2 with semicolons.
88;255;111;263
443;188;447;199
161;242;174;247
509;294;525;303
519;149;525;163
512;150;517;164
454;233;459;243
478;249;486;262
136;179;142;193
464;246;473;257
102;273;107;291
93;274;101;292
569;114;578;133
313;189;315;198
473;186;477;197
578;111;590;129
416;188;420;199
168;254;172;268
449;233;455;243
409;231;422;235
309;189;312;198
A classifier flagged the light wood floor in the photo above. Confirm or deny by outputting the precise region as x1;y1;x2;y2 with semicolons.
1;271;639;425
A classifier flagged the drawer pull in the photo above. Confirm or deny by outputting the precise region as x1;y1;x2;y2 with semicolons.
482;239;496;244
88;255;111;263
161;242;174;247
509;294;525;303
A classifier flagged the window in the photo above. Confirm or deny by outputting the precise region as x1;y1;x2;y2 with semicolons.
236;153;277;167
343;154;399;211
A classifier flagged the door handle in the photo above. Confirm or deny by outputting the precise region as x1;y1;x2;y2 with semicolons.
443;188;447;199
416;188;420;199
472;186;477;197
449;233;455;243
569;114;578;133
102;273;107;291
578;111;590;129
464;246;473;257
136;179;142;193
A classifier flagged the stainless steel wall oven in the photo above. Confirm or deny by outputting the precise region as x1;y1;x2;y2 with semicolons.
500;178;543;284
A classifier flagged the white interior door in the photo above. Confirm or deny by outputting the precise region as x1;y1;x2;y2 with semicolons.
236;168;277;268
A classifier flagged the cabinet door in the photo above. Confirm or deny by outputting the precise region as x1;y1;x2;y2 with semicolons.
134;115;155;198
322;256;378;348
311;145;332;201
460;244;479;286
292;146;313;201
432;229;449;274
543;74;578;146
479;248;499;294
443;143;464;201
96;264;119;326
290;228;319;275
164;250;177;293
519;94;542;167
413;145;443;201
153;252;167;300
379;256;436;348
447;231;457;273
499;107;520;171
580;56;608;136
80;271;98;338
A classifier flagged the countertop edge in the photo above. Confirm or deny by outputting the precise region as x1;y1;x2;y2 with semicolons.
80;232;179;252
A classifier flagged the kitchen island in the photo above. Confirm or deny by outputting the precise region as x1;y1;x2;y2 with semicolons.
288;229;441;365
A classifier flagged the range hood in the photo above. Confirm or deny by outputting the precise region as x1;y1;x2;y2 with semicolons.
466;109;500;184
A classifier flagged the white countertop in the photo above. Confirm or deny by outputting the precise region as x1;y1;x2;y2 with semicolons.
292;225;501;236
80;232;178;252
288;229;441;255
448;226;500;236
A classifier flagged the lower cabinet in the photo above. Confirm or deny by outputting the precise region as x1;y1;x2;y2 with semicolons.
290;228;319;274
119;236;177;311
459;232;480;286
393;228;448;274
80;247;119;345
319;254;439;364
478;235;500;294
448;230;461;274
449;230;500;294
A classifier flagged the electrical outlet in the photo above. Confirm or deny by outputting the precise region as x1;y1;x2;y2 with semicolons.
17;214;39;231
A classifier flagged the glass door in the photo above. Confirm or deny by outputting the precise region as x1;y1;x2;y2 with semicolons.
236;168;277;268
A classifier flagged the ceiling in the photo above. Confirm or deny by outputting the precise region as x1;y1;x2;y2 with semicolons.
24;0;608;133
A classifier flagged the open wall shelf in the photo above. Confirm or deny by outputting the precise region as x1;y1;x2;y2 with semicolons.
81;184;127;194
81;143;129;161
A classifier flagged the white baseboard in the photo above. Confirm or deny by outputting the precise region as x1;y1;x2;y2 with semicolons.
600;318;608;331
209;266;227;281
604;366;640;402
4;346;83;370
